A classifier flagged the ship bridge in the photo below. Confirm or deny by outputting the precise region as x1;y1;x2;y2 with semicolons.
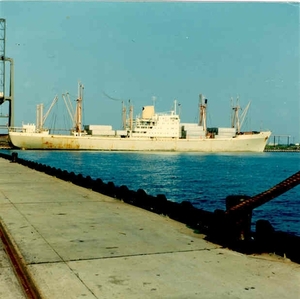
133;110;180;138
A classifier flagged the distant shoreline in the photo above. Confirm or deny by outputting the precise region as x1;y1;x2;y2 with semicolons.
264;149;300;152
265;145;300;152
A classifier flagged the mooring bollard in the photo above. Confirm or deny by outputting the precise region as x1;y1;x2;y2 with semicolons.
225;195;252;242
11;152;18;163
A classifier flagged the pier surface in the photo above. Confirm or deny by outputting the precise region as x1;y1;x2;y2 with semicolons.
0;157;299;299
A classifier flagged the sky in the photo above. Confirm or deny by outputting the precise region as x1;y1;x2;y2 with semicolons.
0;1;299;143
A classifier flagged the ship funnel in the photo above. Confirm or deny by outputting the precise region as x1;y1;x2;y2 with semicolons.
142;106;155;119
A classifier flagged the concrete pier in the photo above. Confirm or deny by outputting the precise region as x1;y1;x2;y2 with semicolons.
0;157;299;299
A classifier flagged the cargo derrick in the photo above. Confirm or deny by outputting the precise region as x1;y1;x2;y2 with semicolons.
208;171;300;260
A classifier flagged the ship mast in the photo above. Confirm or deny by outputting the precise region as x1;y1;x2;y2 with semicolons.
126;99;133;135
199;94;207;132
75;82;84;134
122;101;126;130
129;100;133;131
231;97;241;133
36;104;43;131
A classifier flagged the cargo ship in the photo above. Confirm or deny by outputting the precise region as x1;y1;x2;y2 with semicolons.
8;83;271;152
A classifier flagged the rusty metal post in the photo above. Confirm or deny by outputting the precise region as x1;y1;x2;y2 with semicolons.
225;195;252;242
11;151;17;162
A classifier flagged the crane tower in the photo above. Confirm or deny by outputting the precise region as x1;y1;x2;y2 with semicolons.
0;18;14;129
0;19;6;104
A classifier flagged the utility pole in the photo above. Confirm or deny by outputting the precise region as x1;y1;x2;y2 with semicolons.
0;18;14;129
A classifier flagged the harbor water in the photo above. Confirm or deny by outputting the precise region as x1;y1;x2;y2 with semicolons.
1;150;299;236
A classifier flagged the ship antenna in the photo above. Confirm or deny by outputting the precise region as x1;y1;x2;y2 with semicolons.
174;99;177;115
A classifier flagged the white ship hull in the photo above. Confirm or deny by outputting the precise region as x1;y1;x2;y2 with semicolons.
9;83;271;152
9;131;271;152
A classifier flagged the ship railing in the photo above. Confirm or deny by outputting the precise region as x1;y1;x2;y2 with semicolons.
8;126;27;133
8;126;50;133
156;111;178;117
